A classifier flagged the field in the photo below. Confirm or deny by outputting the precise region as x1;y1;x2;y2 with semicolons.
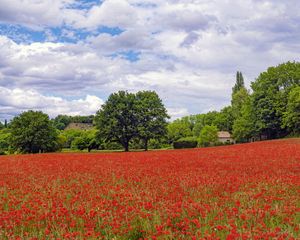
0;139;299;239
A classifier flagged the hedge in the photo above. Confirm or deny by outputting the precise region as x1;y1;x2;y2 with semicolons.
173;137;198;149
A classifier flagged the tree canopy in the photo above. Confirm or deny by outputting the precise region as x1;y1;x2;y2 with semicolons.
95;90;168;151
251;61;300;139
283;86;300;134
135;91;169;150
232;71;245;94
10;111;58;153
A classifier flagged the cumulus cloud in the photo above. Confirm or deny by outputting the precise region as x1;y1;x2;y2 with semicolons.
87;28;159;53
0;87;104;121
67;0;138;29
0;35;130;93
0;0;74;29
0;0;300;120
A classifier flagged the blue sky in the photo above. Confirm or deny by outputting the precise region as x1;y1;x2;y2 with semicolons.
0;0;300;121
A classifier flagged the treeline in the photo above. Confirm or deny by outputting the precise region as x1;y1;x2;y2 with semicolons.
0;61;299;154
0;91;169;154
53;115;94;130
168;62;300;143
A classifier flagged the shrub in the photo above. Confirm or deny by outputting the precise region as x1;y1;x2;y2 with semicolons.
173;137;198;149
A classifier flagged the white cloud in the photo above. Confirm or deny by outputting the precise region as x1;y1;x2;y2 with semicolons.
0;0;74;29
68;0;138;29
167;107;189;120
0;0;300;121
0;87;104;120
87;28;158;53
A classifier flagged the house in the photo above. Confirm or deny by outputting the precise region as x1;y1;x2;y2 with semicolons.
217;131;234;144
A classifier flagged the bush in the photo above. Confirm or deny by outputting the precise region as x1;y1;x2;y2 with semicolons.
173;137;198;149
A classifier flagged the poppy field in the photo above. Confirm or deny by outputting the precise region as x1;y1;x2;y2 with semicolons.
0;139;299;239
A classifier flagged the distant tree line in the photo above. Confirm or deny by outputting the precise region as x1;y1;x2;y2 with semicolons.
167;62;300;145
52;115;94;130
0;61;299;154
0;90;169;154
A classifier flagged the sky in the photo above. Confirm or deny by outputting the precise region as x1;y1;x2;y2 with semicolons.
0;0;299;121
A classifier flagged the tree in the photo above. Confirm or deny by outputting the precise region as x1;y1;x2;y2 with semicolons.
232;96;257;142
0;121;3;130
135;91;169;151
192;111;219;137
95;91;137;152
232;71;245;94
283;86;300;134
231;87;249;120
251;62;300;139
53;115;72;130
199;125;218;147
214;106;234;132
10;110;58;153
0;128;11;154
71;130;98;152
167;120;192;143
52;115;95;130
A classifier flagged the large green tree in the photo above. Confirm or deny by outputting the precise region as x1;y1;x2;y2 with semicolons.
135;91;169;151
10;111;58;153
232;71;245;94
214;106;234;132
231;71;249;120
232;96;257;142
283;86;300;134
251;62;300;139
95;91;138;152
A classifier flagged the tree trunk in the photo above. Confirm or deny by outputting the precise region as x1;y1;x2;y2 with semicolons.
124;141;129;152
144;139;148;151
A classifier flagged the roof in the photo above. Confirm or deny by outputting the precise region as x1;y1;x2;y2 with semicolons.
217;131;231;138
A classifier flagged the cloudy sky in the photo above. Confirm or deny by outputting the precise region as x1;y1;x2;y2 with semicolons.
0;0;299;121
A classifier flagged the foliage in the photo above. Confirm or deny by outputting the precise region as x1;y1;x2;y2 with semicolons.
56;133;67;151
70;130;98;152
198;125;218;147
192;111;219;137
173;137;198;149
9;111;58;153
232;71;245;94
59;129;83;148
231;87;249;120
135;91;169;151
167;119;192;143
282;86;300;134
251;61;300;139
232;96;257;142
53;115;94;130
168;62;300;143
95;91;138;152
0;128;11;155
95;91;169;152
214;106;234;132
